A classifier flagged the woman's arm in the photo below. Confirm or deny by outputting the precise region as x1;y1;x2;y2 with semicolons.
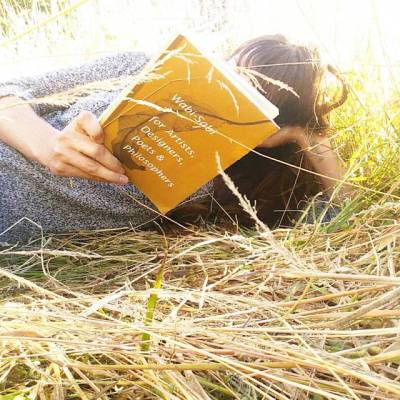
0;52;150;182
0;52;149;115
0;96;128;184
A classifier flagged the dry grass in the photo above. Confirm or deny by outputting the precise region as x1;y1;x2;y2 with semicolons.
1;1;400;399
1;200;400;399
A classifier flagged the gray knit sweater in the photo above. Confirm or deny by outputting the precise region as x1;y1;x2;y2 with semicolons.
0;52;213;244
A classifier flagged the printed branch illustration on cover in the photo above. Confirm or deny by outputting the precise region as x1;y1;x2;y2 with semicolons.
110;100;227;172
101;34;279;214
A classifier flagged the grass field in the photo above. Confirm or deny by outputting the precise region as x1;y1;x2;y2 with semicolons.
1;1;400;399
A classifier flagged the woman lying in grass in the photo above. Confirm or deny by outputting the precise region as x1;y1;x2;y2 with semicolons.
0;35;349;244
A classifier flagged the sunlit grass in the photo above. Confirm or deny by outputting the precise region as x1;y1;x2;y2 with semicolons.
0;0;400;399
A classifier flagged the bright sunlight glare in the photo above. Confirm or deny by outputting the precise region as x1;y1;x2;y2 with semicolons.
1;0;399;82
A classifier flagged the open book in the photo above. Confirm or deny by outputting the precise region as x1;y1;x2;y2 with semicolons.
99;33;279;214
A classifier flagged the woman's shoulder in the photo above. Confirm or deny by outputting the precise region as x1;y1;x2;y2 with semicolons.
81;51;150;78
0;51;151;109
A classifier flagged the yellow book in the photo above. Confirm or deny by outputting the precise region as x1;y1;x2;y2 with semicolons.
100;33;279;214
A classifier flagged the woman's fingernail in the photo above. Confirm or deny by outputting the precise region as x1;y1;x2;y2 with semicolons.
119;175;129;184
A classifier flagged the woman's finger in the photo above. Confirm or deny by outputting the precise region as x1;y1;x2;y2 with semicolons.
258;127;291;148
69;131;125;174
48;161;97;180
73;110;104;144
48;159;113;183
55;166;111;183
258;126;304;148
57;148;129;184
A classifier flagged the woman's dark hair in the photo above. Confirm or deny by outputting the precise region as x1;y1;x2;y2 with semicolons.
168;34;348;228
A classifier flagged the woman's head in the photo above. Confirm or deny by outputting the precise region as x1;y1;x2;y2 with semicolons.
168;34;348;228
231;34;347;130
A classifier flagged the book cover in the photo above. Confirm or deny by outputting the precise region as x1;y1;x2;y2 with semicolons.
100;34;279;214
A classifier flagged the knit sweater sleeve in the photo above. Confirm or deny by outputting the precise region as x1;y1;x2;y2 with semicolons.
0;51;149;115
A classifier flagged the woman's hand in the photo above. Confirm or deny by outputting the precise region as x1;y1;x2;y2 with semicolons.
258;125;352;199
43;111;128;184
0;98;128;184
